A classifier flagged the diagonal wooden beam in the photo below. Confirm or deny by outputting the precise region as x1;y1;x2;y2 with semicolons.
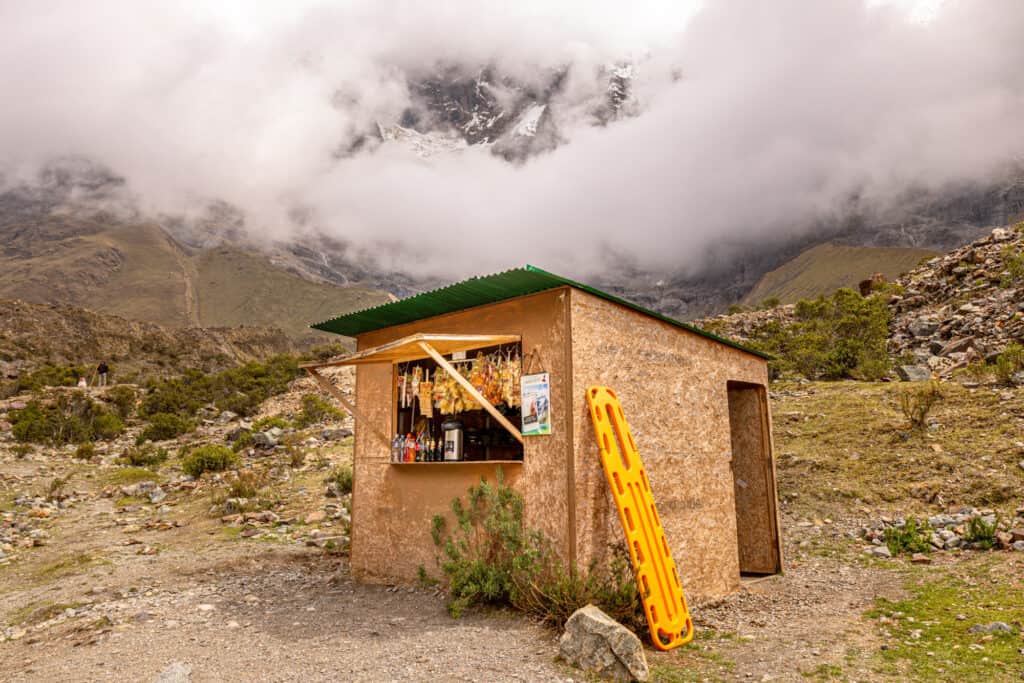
418;342;525;445
304;367;391;452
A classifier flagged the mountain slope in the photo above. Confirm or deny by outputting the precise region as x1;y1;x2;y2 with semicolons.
0;208;390;339
741;243;938;306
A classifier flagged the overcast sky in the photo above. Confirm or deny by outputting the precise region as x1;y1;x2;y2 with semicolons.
1;0;1022;278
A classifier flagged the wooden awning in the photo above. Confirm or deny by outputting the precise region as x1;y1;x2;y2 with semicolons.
299;333;521;369
302;333;525;447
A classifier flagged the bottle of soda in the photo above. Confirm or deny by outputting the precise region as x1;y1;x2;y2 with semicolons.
415;434;423;462
405;433;414;462
391;434;400;463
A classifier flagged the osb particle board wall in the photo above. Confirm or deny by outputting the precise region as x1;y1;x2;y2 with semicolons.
568;289;773;601
349;288;574;582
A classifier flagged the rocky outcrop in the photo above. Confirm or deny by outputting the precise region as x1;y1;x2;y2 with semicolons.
888;225;1024;376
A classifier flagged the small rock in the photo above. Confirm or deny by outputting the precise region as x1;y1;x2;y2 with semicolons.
305;511;326;524
196;604;215;612
216;411;239;424
1012;541;1024;552
910;553;931;564
991;227;1013;241
154;661;191;683
321;428;353;441
149;487;166;505
871;546;892;559
252;432;277;449
559;604;648;682
969;622;1012;634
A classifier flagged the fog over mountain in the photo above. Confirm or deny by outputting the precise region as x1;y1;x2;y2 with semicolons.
2;0;1024;286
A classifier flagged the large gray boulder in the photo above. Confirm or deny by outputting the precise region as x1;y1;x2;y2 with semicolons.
559;604;648;682
896;365;931;382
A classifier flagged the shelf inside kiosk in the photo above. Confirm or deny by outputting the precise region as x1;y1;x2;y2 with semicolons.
392;341;524;464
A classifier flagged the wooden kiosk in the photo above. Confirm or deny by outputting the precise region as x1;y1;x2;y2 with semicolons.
303;266;782;601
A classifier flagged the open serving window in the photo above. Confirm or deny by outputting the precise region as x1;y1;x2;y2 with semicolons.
300;334;525;465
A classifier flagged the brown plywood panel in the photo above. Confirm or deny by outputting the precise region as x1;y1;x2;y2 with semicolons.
727;383;780;574
350;288;573;583
569;289;774;602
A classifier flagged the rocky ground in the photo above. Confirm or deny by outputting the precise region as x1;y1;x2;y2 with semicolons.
1;372;1023;681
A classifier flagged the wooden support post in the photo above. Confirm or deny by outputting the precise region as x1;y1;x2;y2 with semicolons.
304;367;391;451
418;341;525;445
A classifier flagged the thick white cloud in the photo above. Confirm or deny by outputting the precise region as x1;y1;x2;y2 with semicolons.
1;0;1022;279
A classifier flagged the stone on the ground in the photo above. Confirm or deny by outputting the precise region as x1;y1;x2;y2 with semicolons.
1012;541;1024;552
910;553;931;564
321;428;353;441
149;487;166;504
216;410;239;424
558;604;648;682
968;622;1012;634
896;365;931;382
870;546;892;558
252;432;277;449
154;661;191;683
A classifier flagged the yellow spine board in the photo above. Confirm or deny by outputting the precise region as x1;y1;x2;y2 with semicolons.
585;386;694;650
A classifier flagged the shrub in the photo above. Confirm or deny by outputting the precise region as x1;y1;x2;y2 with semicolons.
225;469;266;499
759;297;781;310
120;443;168;468
749;288;891;380
253;415;290;431
294;394;344;427
74;442;96;460
1002;246;1024;284
182;444;239;478
431;473;644;629
10;392;124;444
139;355;300;419
46;476;69;502
883;517;932;555
104;385;138;420
325;464;353;495
137;413;193;443
231;430;254;453
964;516;998;550
993;342;1024;386
15;364;91;393
898;380;942;430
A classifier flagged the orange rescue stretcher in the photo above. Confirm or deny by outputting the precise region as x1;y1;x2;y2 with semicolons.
586;386;694;650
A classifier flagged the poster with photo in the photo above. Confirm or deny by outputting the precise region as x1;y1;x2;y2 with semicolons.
520;372;551;436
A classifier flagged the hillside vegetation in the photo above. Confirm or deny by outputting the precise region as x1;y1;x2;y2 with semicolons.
742;242;937;307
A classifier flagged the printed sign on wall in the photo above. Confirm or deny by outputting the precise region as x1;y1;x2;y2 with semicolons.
520;372;551;436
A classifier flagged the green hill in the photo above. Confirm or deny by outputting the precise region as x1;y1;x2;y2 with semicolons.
0;218;389;339
742;243;938;306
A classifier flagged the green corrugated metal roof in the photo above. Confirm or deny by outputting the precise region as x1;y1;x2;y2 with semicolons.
311;265;770;359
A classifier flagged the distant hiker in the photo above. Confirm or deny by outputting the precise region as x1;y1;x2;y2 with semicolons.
96;362;109;387
76;376;88;389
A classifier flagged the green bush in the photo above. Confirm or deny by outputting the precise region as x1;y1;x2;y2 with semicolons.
74;442;96;460
119;443;168;468
253;415;290;431
993;342;1024;386
10;392;125;445
759;297;781;310
964;516;998;550
137;413;193;443
883;517;932;555
430;473;644;630
139;355;300;419
898;380;943;430
15;364;91;393
182;444;239;478
231;430;254;453
294;394;344;428
325;464;353;495
749;287;891;380
104;385;138;420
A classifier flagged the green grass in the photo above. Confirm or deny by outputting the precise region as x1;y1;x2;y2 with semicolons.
773;381;1024;518
33;552;102;580
867;559;1024;681
801;663;846;680
103;467;163;486
7;600;83;626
